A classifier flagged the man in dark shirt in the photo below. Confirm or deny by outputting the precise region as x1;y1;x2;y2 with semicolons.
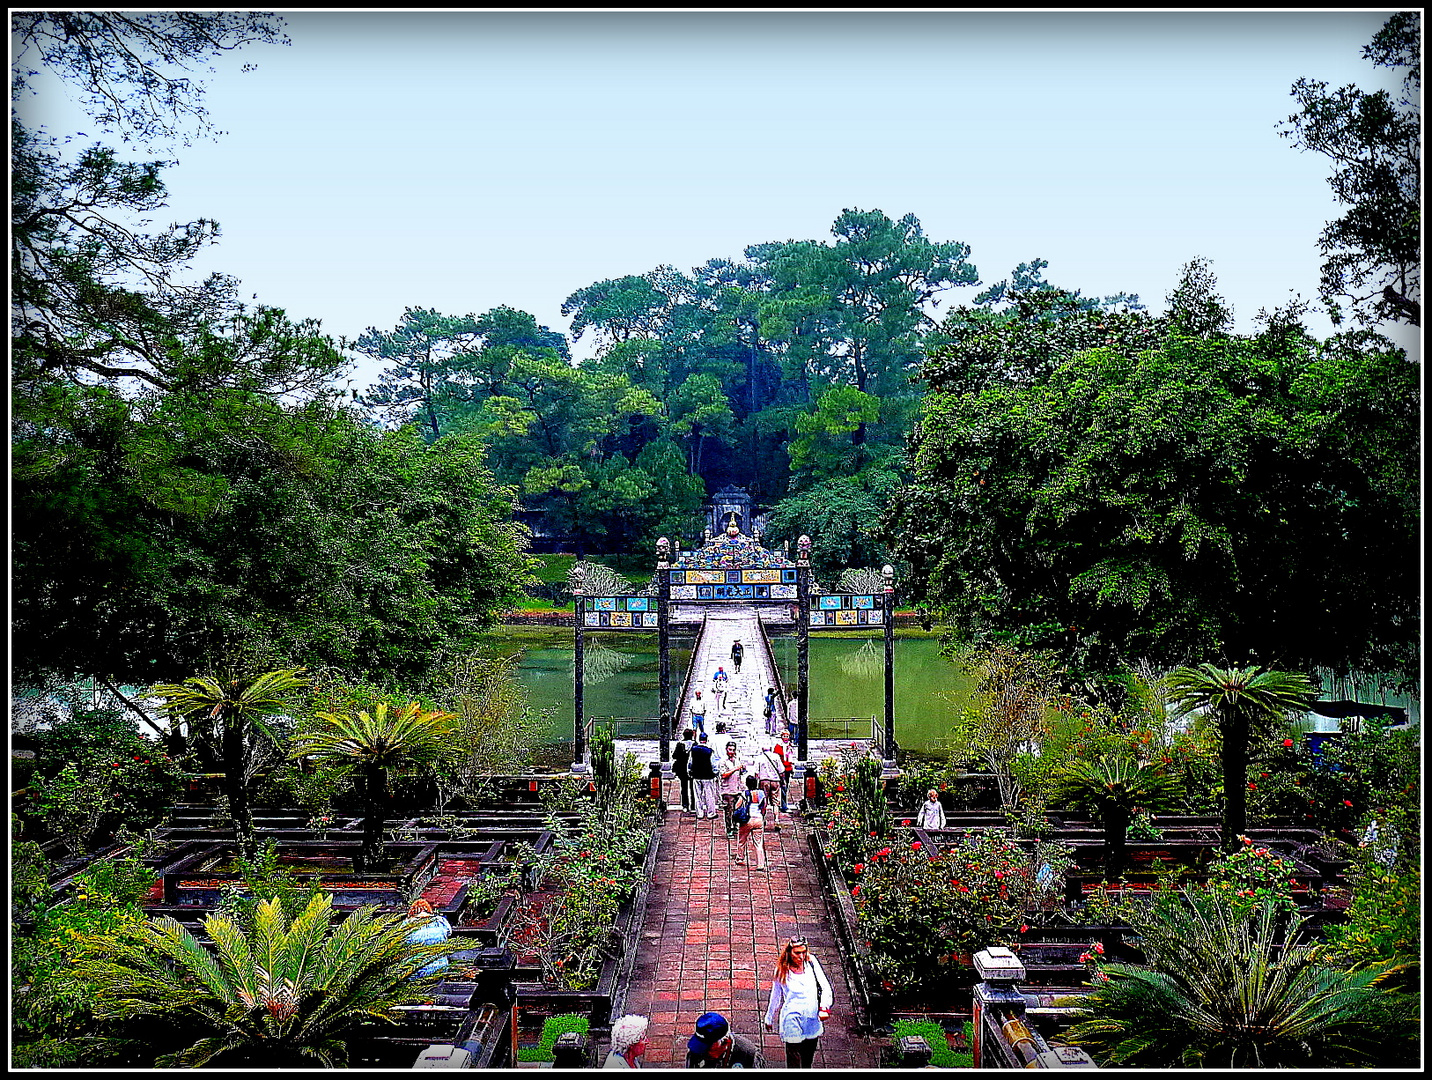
689;732;719;820
730;640;744;673
685;1012;762;1068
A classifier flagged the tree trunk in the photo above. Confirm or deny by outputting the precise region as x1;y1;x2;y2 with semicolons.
1220;709;1250;853
223;713;259;861
1103;805;1130;881
359;762;388;872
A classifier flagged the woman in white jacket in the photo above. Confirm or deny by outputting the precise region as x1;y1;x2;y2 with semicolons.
915;788;946;830
764;937;833;1068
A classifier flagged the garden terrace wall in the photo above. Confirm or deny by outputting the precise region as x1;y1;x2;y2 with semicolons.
508;826;662;1040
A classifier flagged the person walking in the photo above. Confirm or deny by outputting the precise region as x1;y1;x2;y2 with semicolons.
690;732;720;820
730;639;744;674
755;738;785;830
711;667;729;711
673;727;695;814
404;898;453;978
765;686;777;726
773;729;796;813
689;690;707;737
734;774;767;869
603;1014;649;1068
764;938;834;1068
718;740;748;839
915;788;946;831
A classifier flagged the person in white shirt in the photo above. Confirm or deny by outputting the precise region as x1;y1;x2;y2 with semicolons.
915;788;946;831
764;937;833;1068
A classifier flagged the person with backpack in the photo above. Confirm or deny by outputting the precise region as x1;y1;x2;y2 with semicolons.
711;667;729;711
690;732;719;820
755;740;785;830
672;727;695;814
764;937;834;1068
734;774;767;869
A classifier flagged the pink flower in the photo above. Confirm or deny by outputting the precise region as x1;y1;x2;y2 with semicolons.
994;870;1004;879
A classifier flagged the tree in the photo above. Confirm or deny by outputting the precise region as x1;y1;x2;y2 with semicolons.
13;393;533;691
947;645;1057;810
1053;755;1178;879
1064;893;1418;1068
1166;664;1314;852
290;702;458;871
74;893;464;1067
892;305;1420;687
149;668;308;861
11;11;290;147
353;308;486;438
763;468;902;586
1278;12;1420;327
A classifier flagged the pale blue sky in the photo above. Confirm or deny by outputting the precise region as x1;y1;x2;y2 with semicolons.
16;10;1419;388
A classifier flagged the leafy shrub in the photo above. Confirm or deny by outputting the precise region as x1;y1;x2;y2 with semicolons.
1203;839;1301;916
1317;863;1419;990
891;1018;971;1067
214;839;328;929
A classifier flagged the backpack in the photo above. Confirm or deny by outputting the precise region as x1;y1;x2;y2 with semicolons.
732;790;752;825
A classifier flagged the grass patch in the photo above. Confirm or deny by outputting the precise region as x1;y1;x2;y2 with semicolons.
890;1019;974;1068
517;1012;591;1063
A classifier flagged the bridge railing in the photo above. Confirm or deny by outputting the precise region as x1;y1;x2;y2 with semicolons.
670;612;708;739
588;716;662;740
754;611;791;731
805;716;878;743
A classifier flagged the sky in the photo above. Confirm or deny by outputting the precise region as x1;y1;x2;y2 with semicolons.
14;9;1421;391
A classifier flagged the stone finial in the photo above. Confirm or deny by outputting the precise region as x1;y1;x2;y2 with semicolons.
704;527;712;542
570;562;587;594
797;535;812;565
882;564;895;591
656;536;671;566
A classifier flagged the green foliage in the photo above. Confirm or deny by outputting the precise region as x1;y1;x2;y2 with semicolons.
72;893;461;1067
1202;840;1301;917
1064;893;1419;1068
1054;755;1178;878
18;703;188;854
1278;12;1420;327
763;469;903;586
519;1014;591;1062
214;839;328;930
852;830;1067;993
12;852;156;1067
895;310;1419;685
890;1019;970;1067
946;645;1057;809
290;700;457;871
1302;717;1420;852
1167;664;1316;850
1317;864;1419;990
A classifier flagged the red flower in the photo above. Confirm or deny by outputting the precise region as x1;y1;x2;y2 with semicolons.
1019;924;1028;933
902;819;911;827
852;863;864;874
994;870;1004;879
1343;799;1353;807
1248;783;1257;790
851;885;861;897
1093;942;1104;954
911;841;922;851
1282;738;1294;748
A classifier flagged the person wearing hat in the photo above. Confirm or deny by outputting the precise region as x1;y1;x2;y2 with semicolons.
690;732;720;820
685;1012;761;1068
730;639;744;674
711;666;729;711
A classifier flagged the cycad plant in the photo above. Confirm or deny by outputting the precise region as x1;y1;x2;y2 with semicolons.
1054;755;1178;880
1064;891;1418;1068
290;702;457;871
150;669;308;861
74;893;463;1068
1166;664;1313;851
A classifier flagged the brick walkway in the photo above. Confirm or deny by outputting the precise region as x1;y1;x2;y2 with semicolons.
621;794;879;1069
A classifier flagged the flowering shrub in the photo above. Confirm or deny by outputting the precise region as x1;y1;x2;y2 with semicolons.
852;831;1069;993
1203;839;1300;916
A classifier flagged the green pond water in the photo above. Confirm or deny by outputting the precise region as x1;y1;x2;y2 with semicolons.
474;628;971;759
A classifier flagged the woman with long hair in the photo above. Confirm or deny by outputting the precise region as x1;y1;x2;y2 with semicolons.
764;937;833;1067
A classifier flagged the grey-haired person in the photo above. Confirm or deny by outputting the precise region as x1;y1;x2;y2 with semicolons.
603;1014;649;1068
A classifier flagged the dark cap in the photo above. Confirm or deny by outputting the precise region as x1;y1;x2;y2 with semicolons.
689;1012;729;1053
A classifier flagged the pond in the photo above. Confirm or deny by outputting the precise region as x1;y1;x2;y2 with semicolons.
473;627;972;760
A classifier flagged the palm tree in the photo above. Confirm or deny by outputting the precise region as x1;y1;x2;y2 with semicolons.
1166;664;1313;852
75;893;463;1068
290;702;456;871
1054;755;1178;880
150;669;308;861
1063;891;1417;1068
